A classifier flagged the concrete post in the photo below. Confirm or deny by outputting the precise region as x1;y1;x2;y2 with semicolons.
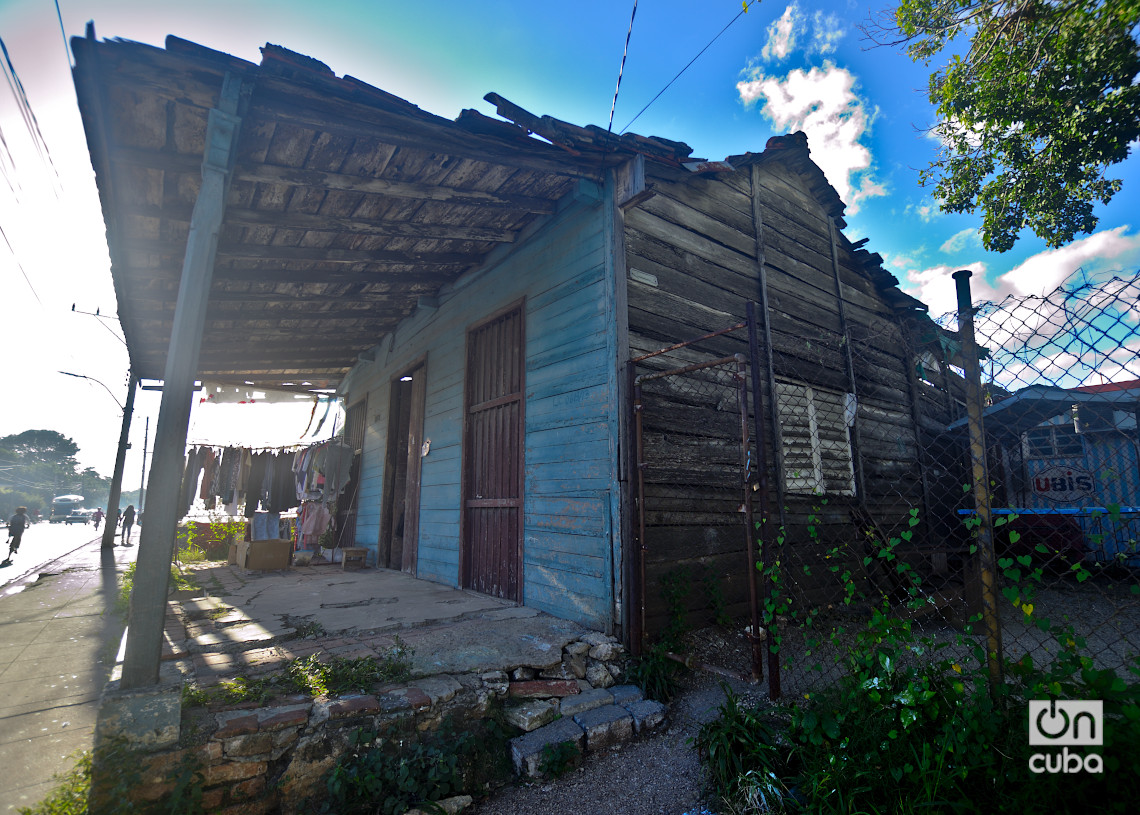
120;74;246;689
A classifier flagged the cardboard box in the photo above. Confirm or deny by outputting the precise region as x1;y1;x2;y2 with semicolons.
227;543;238;565
238;538;292;571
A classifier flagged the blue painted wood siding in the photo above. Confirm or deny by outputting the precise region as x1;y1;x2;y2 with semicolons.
342;190;619;630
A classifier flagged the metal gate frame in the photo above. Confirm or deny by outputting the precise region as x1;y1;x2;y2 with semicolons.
632;348;767;684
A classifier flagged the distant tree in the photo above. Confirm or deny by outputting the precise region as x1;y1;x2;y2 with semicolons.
0;429;80;467
0;430;108;514
868;0;1140;252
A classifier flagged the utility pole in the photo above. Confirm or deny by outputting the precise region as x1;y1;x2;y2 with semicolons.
138;417;149;513
102;372;137;548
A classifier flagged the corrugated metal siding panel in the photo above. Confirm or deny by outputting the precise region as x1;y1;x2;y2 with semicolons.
344;196;618;628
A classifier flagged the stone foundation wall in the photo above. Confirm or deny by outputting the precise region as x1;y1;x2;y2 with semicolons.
124;632;643;814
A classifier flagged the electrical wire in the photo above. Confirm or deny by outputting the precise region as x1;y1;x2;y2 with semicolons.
54;0;72;69
608;0;639;132
620;0;758;135
0;223;43;305
0;37;60;189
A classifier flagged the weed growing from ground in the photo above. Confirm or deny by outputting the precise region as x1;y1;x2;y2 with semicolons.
16;752;90;815
696;505;1140;814
537;740;581;778
317;709;519;814
627;641;684;703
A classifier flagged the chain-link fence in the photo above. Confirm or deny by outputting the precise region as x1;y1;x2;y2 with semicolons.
632;270;1140;701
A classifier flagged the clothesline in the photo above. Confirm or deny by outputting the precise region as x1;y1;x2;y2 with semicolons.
179;438;356;546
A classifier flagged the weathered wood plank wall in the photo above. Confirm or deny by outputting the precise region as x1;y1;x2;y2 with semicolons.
625;159;924;634
344;190;619;629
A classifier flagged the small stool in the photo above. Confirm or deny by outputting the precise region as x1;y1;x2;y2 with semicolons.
341;546;368;571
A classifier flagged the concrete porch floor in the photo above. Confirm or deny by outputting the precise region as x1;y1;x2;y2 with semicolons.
167;561;600;685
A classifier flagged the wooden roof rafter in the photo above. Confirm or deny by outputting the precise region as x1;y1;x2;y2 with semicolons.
71;32;611;389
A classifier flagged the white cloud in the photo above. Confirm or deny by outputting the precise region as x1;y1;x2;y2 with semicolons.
900;261;993;318
999;227;1140;297
762;5;800;62
906;198;939;223
880;251;921;272
900;228;1140;318
811;11;845;55
940;227;981;254
736;62;884;213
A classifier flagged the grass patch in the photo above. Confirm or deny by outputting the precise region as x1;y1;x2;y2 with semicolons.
169;563;200;593
182;675;277;708
117;561;200;619
288;646;414;697
114;562;136;617
182;639;415;709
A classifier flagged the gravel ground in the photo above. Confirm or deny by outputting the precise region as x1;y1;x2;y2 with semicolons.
469;580;1140;815
470;671;750;815
471;627;769;815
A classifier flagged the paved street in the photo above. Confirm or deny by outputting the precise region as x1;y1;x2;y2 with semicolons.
2;521;119;592
0;535;134;811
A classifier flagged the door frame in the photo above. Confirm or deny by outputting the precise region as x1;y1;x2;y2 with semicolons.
458;299;526;600
378;357;427;574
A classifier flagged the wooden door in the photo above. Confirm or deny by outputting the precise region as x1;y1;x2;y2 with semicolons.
462;305;524;601
401;370;426;573
380;363;425;573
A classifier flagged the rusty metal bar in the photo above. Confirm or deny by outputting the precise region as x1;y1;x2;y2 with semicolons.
630;323;746;364
953;269;1004;694
665;651;754;684
734;354;764;683
829;218;866;500
634;355;742;385
747;302;781;700
633;378;648;657
633;354;758;660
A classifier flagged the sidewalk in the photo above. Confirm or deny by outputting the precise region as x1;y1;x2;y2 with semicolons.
0;539;134;812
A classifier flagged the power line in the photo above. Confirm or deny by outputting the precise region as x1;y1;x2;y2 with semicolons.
608;0;639;132
54;0;72;69
0;222;43;305
0;37;60;189
620;0;758;135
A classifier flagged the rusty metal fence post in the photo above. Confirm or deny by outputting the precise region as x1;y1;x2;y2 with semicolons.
953;269;1004;692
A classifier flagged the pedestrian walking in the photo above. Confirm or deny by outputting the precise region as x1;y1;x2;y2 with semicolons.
120;504;136;546
6;506;29;560
92;507;105;530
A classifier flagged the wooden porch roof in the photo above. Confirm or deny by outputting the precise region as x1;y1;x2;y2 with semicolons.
71;32;696;393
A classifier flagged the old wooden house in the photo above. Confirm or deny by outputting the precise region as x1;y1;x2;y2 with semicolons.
74;32;948;647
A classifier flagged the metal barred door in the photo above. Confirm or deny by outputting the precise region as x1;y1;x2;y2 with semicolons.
462;306;524;601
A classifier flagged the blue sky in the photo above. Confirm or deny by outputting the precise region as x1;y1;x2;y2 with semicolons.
1;0;1138;479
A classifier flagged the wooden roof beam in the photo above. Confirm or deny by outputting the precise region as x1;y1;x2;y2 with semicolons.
124;238;476;266
121;202;518;243
131;291;402;306
239;164;557;213
108;147;558;214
